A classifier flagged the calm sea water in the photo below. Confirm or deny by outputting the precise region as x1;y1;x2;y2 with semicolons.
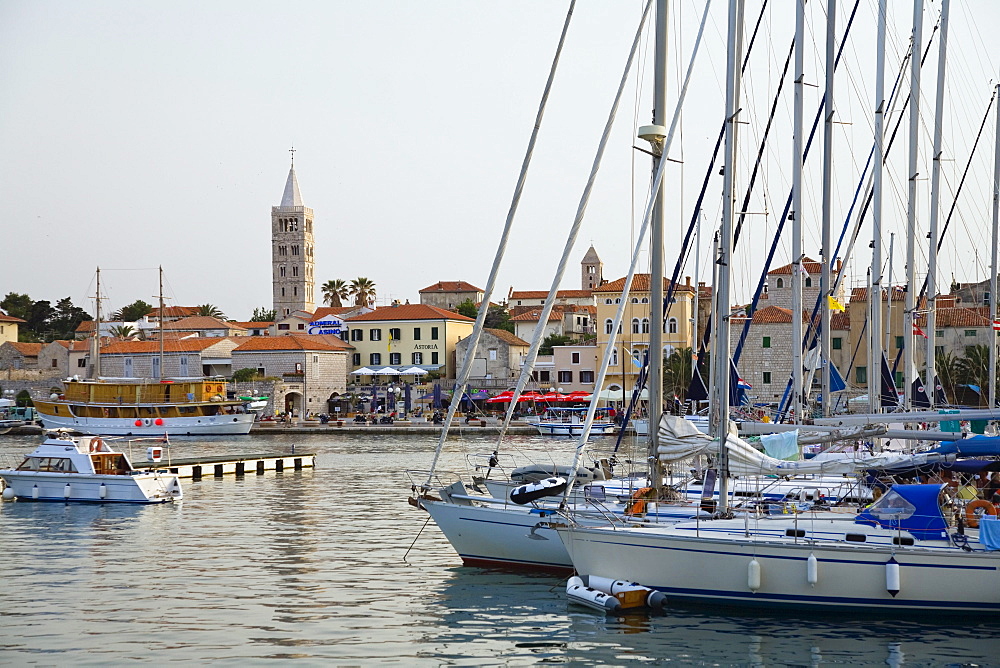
1;431;999;666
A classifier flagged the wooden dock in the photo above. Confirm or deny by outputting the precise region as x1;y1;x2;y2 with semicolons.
131;452;315;478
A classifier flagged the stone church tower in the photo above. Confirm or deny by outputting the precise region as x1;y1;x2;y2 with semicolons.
272;152;315;317
581;245;603;290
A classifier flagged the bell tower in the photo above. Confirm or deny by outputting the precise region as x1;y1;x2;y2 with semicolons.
581;245;603;290
271;148;315;317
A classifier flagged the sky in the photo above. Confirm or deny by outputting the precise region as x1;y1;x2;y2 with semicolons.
2;0;999;322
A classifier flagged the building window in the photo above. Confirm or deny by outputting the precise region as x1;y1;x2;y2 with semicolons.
856;366;867;384
297;323;305;330
431;352;439;365
489;349;497;361
389;353;401;365
605;298;613;305
776;278;784;289
389;328;401;341
352;353;361;366
805;277;812;288
369;353;381;365
832;337;842;350
605;319;614;334
936;330;944;337
571;352;580;364
431;327;439;340
762;371;772;384
351;329;364;341
631;297;639;304
965;329;977;337
278;245;287;256
538;370;550;383
641;297;649;304
580;370;594;384
412;352;423;364
632;318;640;334
292;245;300;255
641;318;650;334
412;327;420;340
762;336;771;349
370;329;382;341
558;370;572;384
281;287;285;296
257;367;266;376
77;358;87;367
293;287;297;296
279;266;286;277
668;317;677;334
611;349;619;366
895;336;903;349
278;323;290;330
292;266;298;277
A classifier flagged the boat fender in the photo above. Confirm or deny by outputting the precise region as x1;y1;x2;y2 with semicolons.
63;483;72;499
143;418;153;427
587;575;666;609
566;576;621;613
510;477;568;505
2;487;14;501
99;483;107;500
806;553;818;587
964;499;997;528
885;557;900;597
32;485;39;499
748;558;761;593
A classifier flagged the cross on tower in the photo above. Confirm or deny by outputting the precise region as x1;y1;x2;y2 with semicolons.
289;145;296;166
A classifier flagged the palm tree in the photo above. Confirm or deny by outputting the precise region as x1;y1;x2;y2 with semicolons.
350;277;377;307
663;347;694;404
957;344;995;405
935;350;961;404
196;304;227;320
108;324;136;339
322;279;351;307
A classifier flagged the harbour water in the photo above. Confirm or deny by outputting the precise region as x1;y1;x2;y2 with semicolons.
1;431;998;665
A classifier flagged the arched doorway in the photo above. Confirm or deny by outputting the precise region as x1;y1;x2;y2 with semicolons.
284;391;303;417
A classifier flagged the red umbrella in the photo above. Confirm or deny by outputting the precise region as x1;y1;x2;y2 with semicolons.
486;391;515;404
518;392;544;402
539;392;569;402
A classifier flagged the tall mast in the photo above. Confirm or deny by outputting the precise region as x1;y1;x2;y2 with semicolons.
790;0;805;424
870;0;887;414
714;0;744;513
991;82;1000;409
903;0;923;412
158;266;165;379
693;209;702;351
820;0;836;417
648;0;669;485
94;267;102;379
925;0;950;407
886;232;895;356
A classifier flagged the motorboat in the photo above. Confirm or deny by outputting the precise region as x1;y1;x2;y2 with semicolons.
0;431;183;503
528;408;617;437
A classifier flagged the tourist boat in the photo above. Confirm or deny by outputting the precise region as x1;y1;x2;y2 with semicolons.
528;408;617;437
33;377;255;436
556;483;1000;614
0;431;183;503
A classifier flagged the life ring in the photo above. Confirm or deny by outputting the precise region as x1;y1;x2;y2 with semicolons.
625;487;655;516
143;418;153;427
90;437;103;453
965;499;997;528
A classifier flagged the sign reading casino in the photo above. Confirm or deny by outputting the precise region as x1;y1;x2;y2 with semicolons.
308;317;344;335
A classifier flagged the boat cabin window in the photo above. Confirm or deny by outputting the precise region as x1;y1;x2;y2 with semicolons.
17;457;78;473
866;489;917;521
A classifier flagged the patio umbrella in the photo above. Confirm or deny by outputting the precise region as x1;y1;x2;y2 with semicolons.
352;367;374;375
539;392;569;402
400;366;428;376
376;367;400;375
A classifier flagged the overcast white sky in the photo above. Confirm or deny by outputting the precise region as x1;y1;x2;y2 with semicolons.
2;1;998;321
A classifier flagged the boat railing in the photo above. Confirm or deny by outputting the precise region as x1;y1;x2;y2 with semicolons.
465;452;518;480
405;469;463;492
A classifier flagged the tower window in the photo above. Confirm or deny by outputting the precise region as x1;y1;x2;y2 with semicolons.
292;266;298;277
279;266;286;277
289;218;298;232
278;245;288;256
292;245;300;255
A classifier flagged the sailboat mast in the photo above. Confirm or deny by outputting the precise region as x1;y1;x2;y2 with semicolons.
693;209;702;352
648;0;668;483
870;0;887;414
714;0;743;513
820;0;836;417
790;0;805;424
158;266;165;379
94;266;102;379
903;0;924;412
925;0;950;408
886;232;895;356
991;82;1000;409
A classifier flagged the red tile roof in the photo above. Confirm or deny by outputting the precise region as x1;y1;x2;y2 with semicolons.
5;342;43;356
935;307;992;328
510;290;593;300
311;306;353;319
419;281;483;293
850;286;914;304
101;338;232;354
150;306;198;318
161;316;247;331
0;311;25;323
232;335;352;352
484;328;529;346
593;274;694;294
767;257;824;276
344;304;475;322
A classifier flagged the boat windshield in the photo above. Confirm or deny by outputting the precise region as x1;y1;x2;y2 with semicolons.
17;457;79;473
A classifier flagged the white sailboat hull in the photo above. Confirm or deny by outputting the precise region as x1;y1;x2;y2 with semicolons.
530;422;616;437
0;471;181;503
558;521;1000;614
37;412;254;436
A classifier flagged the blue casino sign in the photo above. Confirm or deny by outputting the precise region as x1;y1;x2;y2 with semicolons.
308;318;343;335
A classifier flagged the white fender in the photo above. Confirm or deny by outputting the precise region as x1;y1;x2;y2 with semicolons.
748;558;761;592
2;487;14;501
32;485;39;499
886;557;900;597
99;483;107;500
588;575;667;609
63;483;72;499
806;553;818;587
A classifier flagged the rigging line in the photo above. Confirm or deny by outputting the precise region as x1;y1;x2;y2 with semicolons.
401;512;434;563
422;0;578;487
491;0;654;446
732;0;864;364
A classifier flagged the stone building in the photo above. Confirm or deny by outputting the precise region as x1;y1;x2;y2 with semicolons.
272;154;316;318
38;340;91;378
98;338;240;378
454;328;529;389
418;281;484;311
0;342;42;370
230;334;352;417
581;245;603;290
764;257;846;310
343;303;474;378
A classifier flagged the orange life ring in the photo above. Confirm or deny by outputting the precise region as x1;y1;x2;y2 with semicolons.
965;499;997;528
625;487;655;516
90;437;103;453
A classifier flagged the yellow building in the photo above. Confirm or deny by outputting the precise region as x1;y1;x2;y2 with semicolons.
343;304;474;379
0;311;25;345
593;274;696;394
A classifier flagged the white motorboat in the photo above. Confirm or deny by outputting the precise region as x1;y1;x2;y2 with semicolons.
556;483;1000;615
528;408;617;437
0;432;183;504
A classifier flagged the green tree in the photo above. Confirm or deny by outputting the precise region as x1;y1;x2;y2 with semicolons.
196;304;227;320
539;334;573;356
663;347;694;403
15;389;32;407
112;300;153;322
456;298;478;319
957;344;997;405
485;304;514;333
108;324;137;339
322;279;351;307
1;292;33;321
250;307;276;322
48;297;92;341
349;277;377;307
232;367;262;382
934;350;961;404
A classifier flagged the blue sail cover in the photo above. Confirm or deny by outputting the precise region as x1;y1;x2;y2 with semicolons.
926;435;1000;457
855;484;949;540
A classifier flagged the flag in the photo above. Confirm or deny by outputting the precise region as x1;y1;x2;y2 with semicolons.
993;318;1000;332
828;296;845;312
737;377;753;390
913;325;927;339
